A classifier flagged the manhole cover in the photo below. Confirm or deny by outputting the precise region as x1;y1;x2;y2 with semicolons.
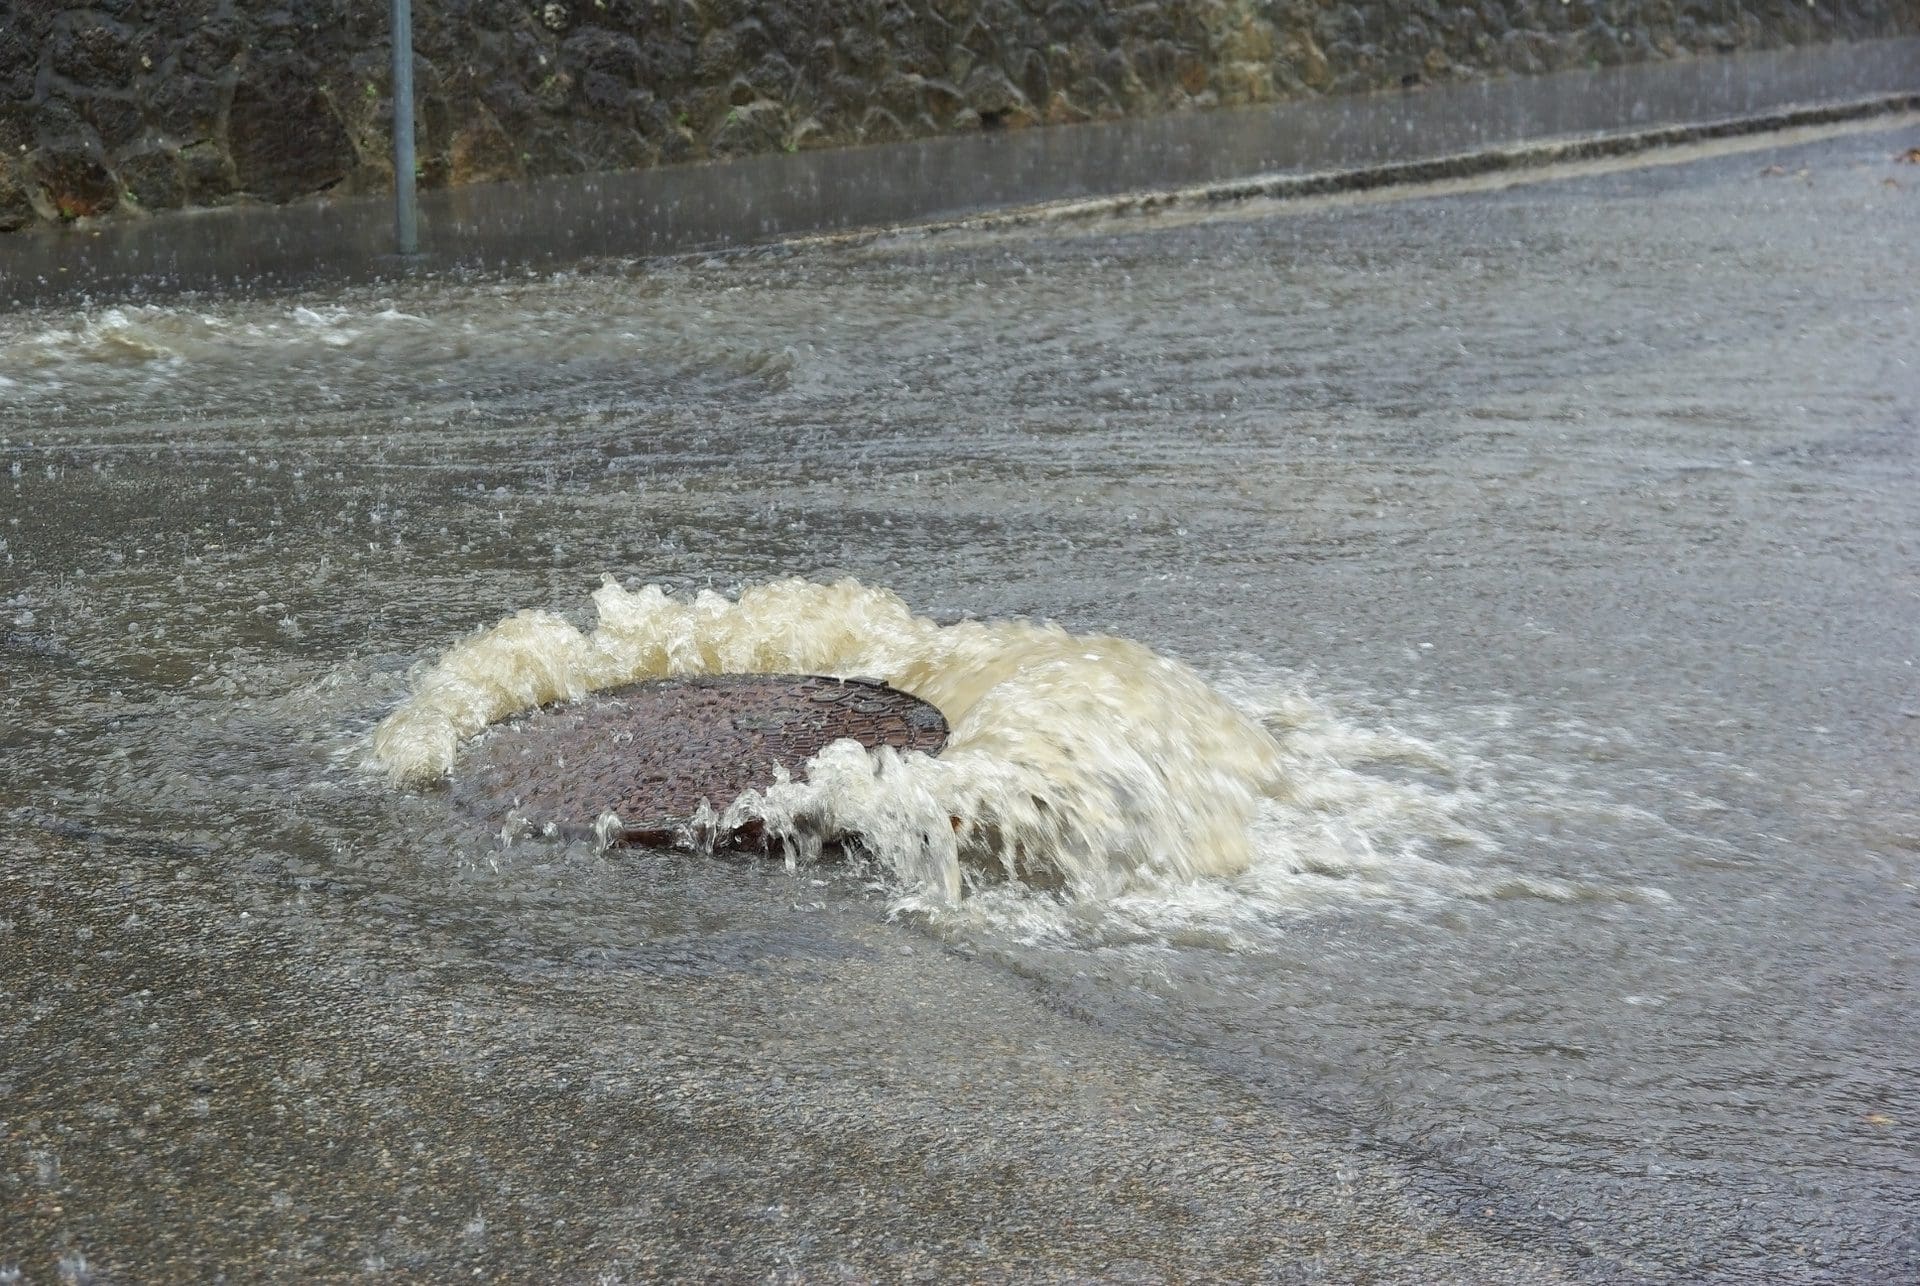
452;674;948;848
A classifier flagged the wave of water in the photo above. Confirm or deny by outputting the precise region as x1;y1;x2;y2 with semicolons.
373;576;1282;898
372;578;1647;924
0;283;798;408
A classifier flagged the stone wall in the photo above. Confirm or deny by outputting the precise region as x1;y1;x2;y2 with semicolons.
2;1;1916;232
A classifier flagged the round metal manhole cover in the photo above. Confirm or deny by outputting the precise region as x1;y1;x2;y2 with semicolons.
452;674;949;848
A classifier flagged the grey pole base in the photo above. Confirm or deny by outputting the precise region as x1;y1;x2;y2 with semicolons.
389;0;420;258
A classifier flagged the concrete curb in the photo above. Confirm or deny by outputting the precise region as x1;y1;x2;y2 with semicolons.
1143;91;1920;207
785;90;1920;248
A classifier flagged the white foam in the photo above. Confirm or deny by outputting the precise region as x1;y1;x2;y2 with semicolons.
373;577;1660;923
374;577;1285;902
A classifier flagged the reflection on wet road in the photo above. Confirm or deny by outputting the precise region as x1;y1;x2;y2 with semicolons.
2;124;1917;1280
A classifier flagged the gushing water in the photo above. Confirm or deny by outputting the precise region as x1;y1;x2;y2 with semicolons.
372;578;1661;929
376;576;1296;904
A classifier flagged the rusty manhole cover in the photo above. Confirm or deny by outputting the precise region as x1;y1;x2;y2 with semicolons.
452;674;948;848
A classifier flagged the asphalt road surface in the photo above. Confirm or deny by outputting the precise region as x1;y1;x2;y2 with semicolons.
2;118;1917;1281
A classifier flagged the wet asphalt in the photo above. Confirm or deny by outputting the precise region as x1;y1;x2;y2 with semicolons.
2;120;1918;1281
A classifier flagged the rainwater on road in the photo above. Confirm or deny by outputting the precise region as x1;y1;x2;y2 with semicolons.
2;121;1917;1281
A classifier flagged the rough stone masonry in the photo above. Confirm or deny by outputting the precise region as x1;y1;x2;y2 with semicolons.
1;0;1915;232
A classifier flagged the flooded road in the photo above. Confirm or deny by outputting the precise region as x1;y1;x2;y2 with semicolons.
3;121;1918;1280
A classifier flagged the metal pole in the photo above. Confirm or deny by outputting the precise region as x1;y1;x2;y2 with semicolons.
389;0;418;255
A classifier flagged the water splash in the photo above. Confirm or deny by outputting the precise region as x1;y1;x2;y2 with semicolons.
368;577;1661;923
374;577;1291;902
